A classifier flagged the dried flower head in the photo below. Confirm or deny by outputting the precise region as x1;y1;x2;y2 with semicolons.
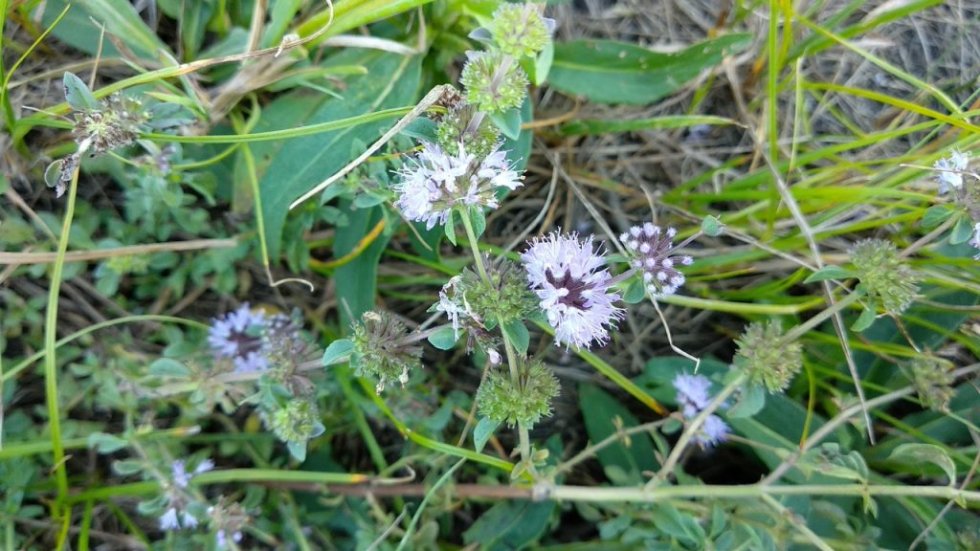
208;304;271;373
460;51;529;114
934;150;969;194
209;498;248;549
849;239;919;315
351;311;423;393
621;223;693;297
488;4;554;59
72;94;149;156
903;355;956;413
393;141;522;230
269;398;324;448
734;321;803;393
476;359;560;428
522;232;624;349
436;102;502;158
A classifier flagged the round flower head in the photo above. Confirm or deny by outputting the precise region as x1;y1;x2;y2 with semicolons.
694;415;730;448
460;51;529;114
521;232;624;349
393;141;522;230
208;304;270;373
673;373;712;418
621;223;693;297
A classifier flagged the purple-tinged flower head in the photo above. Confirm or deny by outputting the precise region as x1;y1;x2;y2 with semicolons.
621;223;693;297
172;459;214;489
216;529;243;549
673;373;730;448
159;508;180;531
934;151;969;194
393;141;522;230
521;232;624;349
673;373;712;418
208;304;270;373
694;415;730;448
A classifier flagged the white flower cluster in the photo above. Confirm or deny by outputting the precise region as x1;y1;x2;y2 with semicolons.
394;142;522;229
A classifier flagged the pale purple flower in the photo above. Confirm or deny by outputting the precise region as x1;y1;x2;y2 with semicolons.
673;373;712;418
435;275;471;339
521;232;624;349
393;142;522;229
673;372;730;448
621;223;693;297
934;151;968;194
182;511;199;529
159;507;180;531
208;304;270;372
216;529;243;548
694;415;730;448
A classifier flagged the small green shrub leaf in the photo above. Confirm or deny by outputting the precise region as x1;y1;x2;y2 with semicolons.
322;339;354;366
888;443;956;484
804;265;853;283
473;417;500;453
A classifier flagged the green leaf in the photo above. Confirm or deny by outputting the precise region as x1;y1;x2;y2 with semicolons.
322;339;354;366
72;0;170;59
648;502;706;545
148;358;190;378
427;326;458;350
287;441;307;462
473;417;500;453
444;209;458;246
548;34;752;105
887;443;956;484
851;306;877;332
534;41;554;86
798;443;869;482
560;115;737;136
578;384;657;485
258;51;421;257
490;107;522;140
622;278;646;304
335;203;393;329
921;205;954;229
701;215;724;237
727;383;766;419
949;215;975;245
804;265;854;283
463;499;555;550
503;319;530;356
88;432;129;454
63;72;99;111
468;207;487;239
112;460;144;476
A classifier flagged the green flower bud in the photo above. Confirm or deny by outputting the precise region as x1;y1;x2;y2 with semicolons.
903;355;955;412
849;239;919;315
464;259;538;327
436;102;501;158
460;51;528;114
476;359;559;428
270;399;324;445
488;4;553;59
734;321;803;393
351;311;423;393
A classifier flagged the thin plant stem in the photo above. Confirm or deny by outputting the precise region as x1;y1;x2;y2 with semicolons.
761;494;834;551
45;163;80;513
461;211;531;464
395;459;466;551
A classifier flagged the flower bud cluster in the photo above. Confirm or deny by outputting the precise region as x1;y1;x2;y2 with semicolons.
849;239;919;315
351;311;423;394
903;355;956;413
476;359;560;428
734;321;803;393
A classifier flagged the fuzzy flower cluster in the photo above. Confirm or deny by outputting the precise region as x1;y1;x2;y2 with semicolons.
393;142;522;230
159;459;214;531
849;239;919;315
673;374;730;448
934;150;969;194
621;223;693;297
208;304;274;372
521;232;624;349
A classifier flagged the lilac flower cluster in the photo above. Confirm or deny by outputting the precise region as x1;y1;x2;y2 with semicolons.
934;150;968;194
208;304;271;372
159;459;214;530
621;223;693;297
394;142;522;230
673;373;730;448
521;232;624;349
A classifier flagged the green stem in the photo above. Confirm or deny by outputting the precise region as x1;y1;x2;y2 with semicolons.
45;164;80;510
783;290;862;342
395;459;466;551
461;212;531;464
